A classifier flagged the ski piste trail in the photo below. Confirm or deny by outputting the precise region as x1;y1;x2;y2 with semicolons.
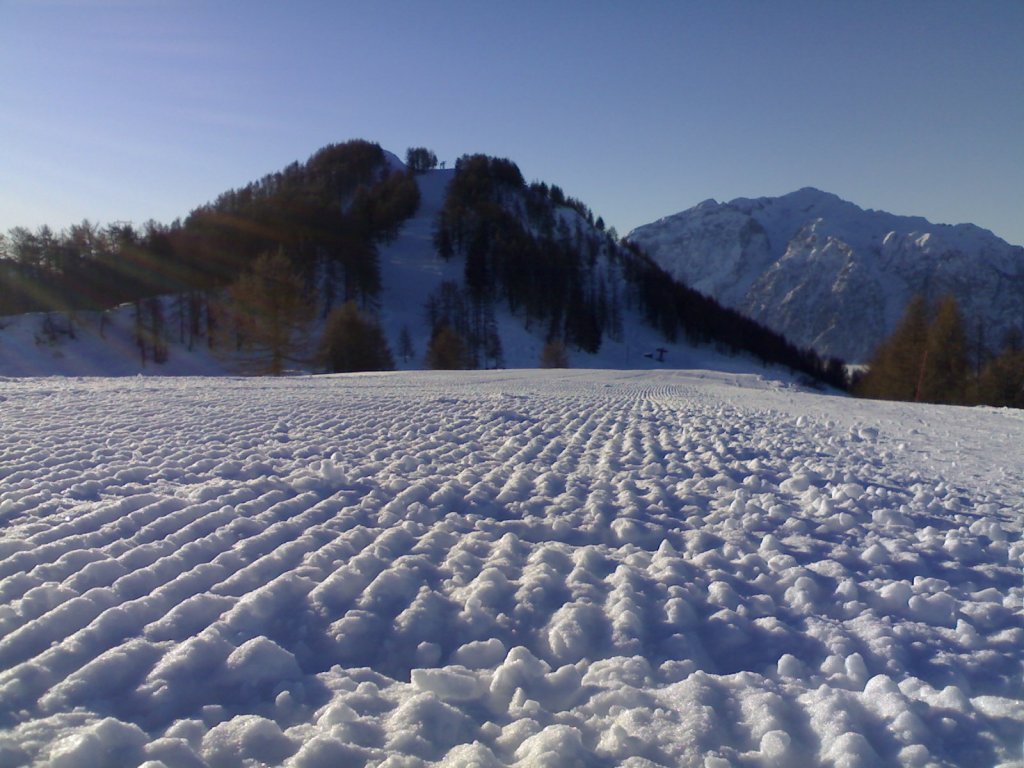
0;369;1021;766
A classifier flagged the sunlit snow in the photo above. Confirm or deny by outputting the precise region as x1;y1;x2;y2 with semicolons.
627;188;1024;364
0;370;1021;766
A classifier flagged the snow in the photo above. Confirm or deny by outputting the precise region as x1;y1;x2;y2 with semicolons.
376;166;791;375
0;308;232;377
628;188;1024;363
0;369;1021;766
0;164;789;379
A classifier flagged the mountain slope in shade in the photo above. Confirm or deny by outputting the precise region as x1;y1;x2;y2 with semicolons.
628;188;1024;363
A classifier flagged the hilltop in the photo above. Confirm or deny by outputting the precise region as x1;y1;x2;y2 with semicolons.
0;143;843;386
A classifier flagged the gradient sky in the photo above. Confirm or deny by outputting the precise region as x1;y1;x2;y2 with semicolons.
3;0;1022;245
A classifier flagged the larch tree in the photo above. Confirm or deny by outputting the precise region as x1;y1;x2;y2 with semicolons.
919;294;969;404
856;295;929;401
405;147;438;173
318;301;394;373
229;249;313;375
540;338;569;368
398;325;415;363
425;326;468;370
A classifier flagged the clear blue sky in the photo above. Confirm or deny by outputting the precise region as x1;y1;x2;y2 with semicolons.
3;0;1022;245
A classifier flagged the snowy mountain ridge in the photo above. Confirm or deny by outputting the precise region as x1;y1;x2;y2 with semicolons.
627;188;1024;363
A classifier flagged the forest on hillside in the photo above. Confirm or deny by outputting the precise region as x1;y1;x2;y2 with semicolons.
428;154;848;387
0;141;417;317
0;141;418;369
0;140;847;385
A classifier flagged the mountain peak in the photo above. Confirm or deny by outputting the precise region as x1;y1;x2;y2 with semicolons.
785;185;837;198
628;191;1024;363
776;187;846;206
729;187;852;216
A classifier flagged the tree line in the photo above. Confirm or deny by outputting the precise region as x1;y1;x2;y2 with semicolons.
427;153;846;387
0;140;417;318
432;154;622;358
855;294;1024;408
0;141;421;372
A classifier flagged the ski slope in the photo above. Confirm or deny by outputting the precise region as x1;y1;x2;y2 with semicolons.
0;162;769;379
0;370;1021;767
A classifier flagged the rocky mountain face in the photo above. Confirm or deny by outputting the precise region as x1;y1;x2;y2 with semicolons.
627;188;1024;363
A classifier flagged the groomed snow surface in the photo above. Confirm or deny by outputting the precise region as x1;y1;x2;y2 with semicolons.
0;370;1021;767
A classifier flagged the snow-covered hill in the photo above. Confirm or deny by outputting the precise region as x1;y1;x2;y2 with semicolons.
0;308;233;377
0;162;789;379
0;371;1021;766
628;188;1024;363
